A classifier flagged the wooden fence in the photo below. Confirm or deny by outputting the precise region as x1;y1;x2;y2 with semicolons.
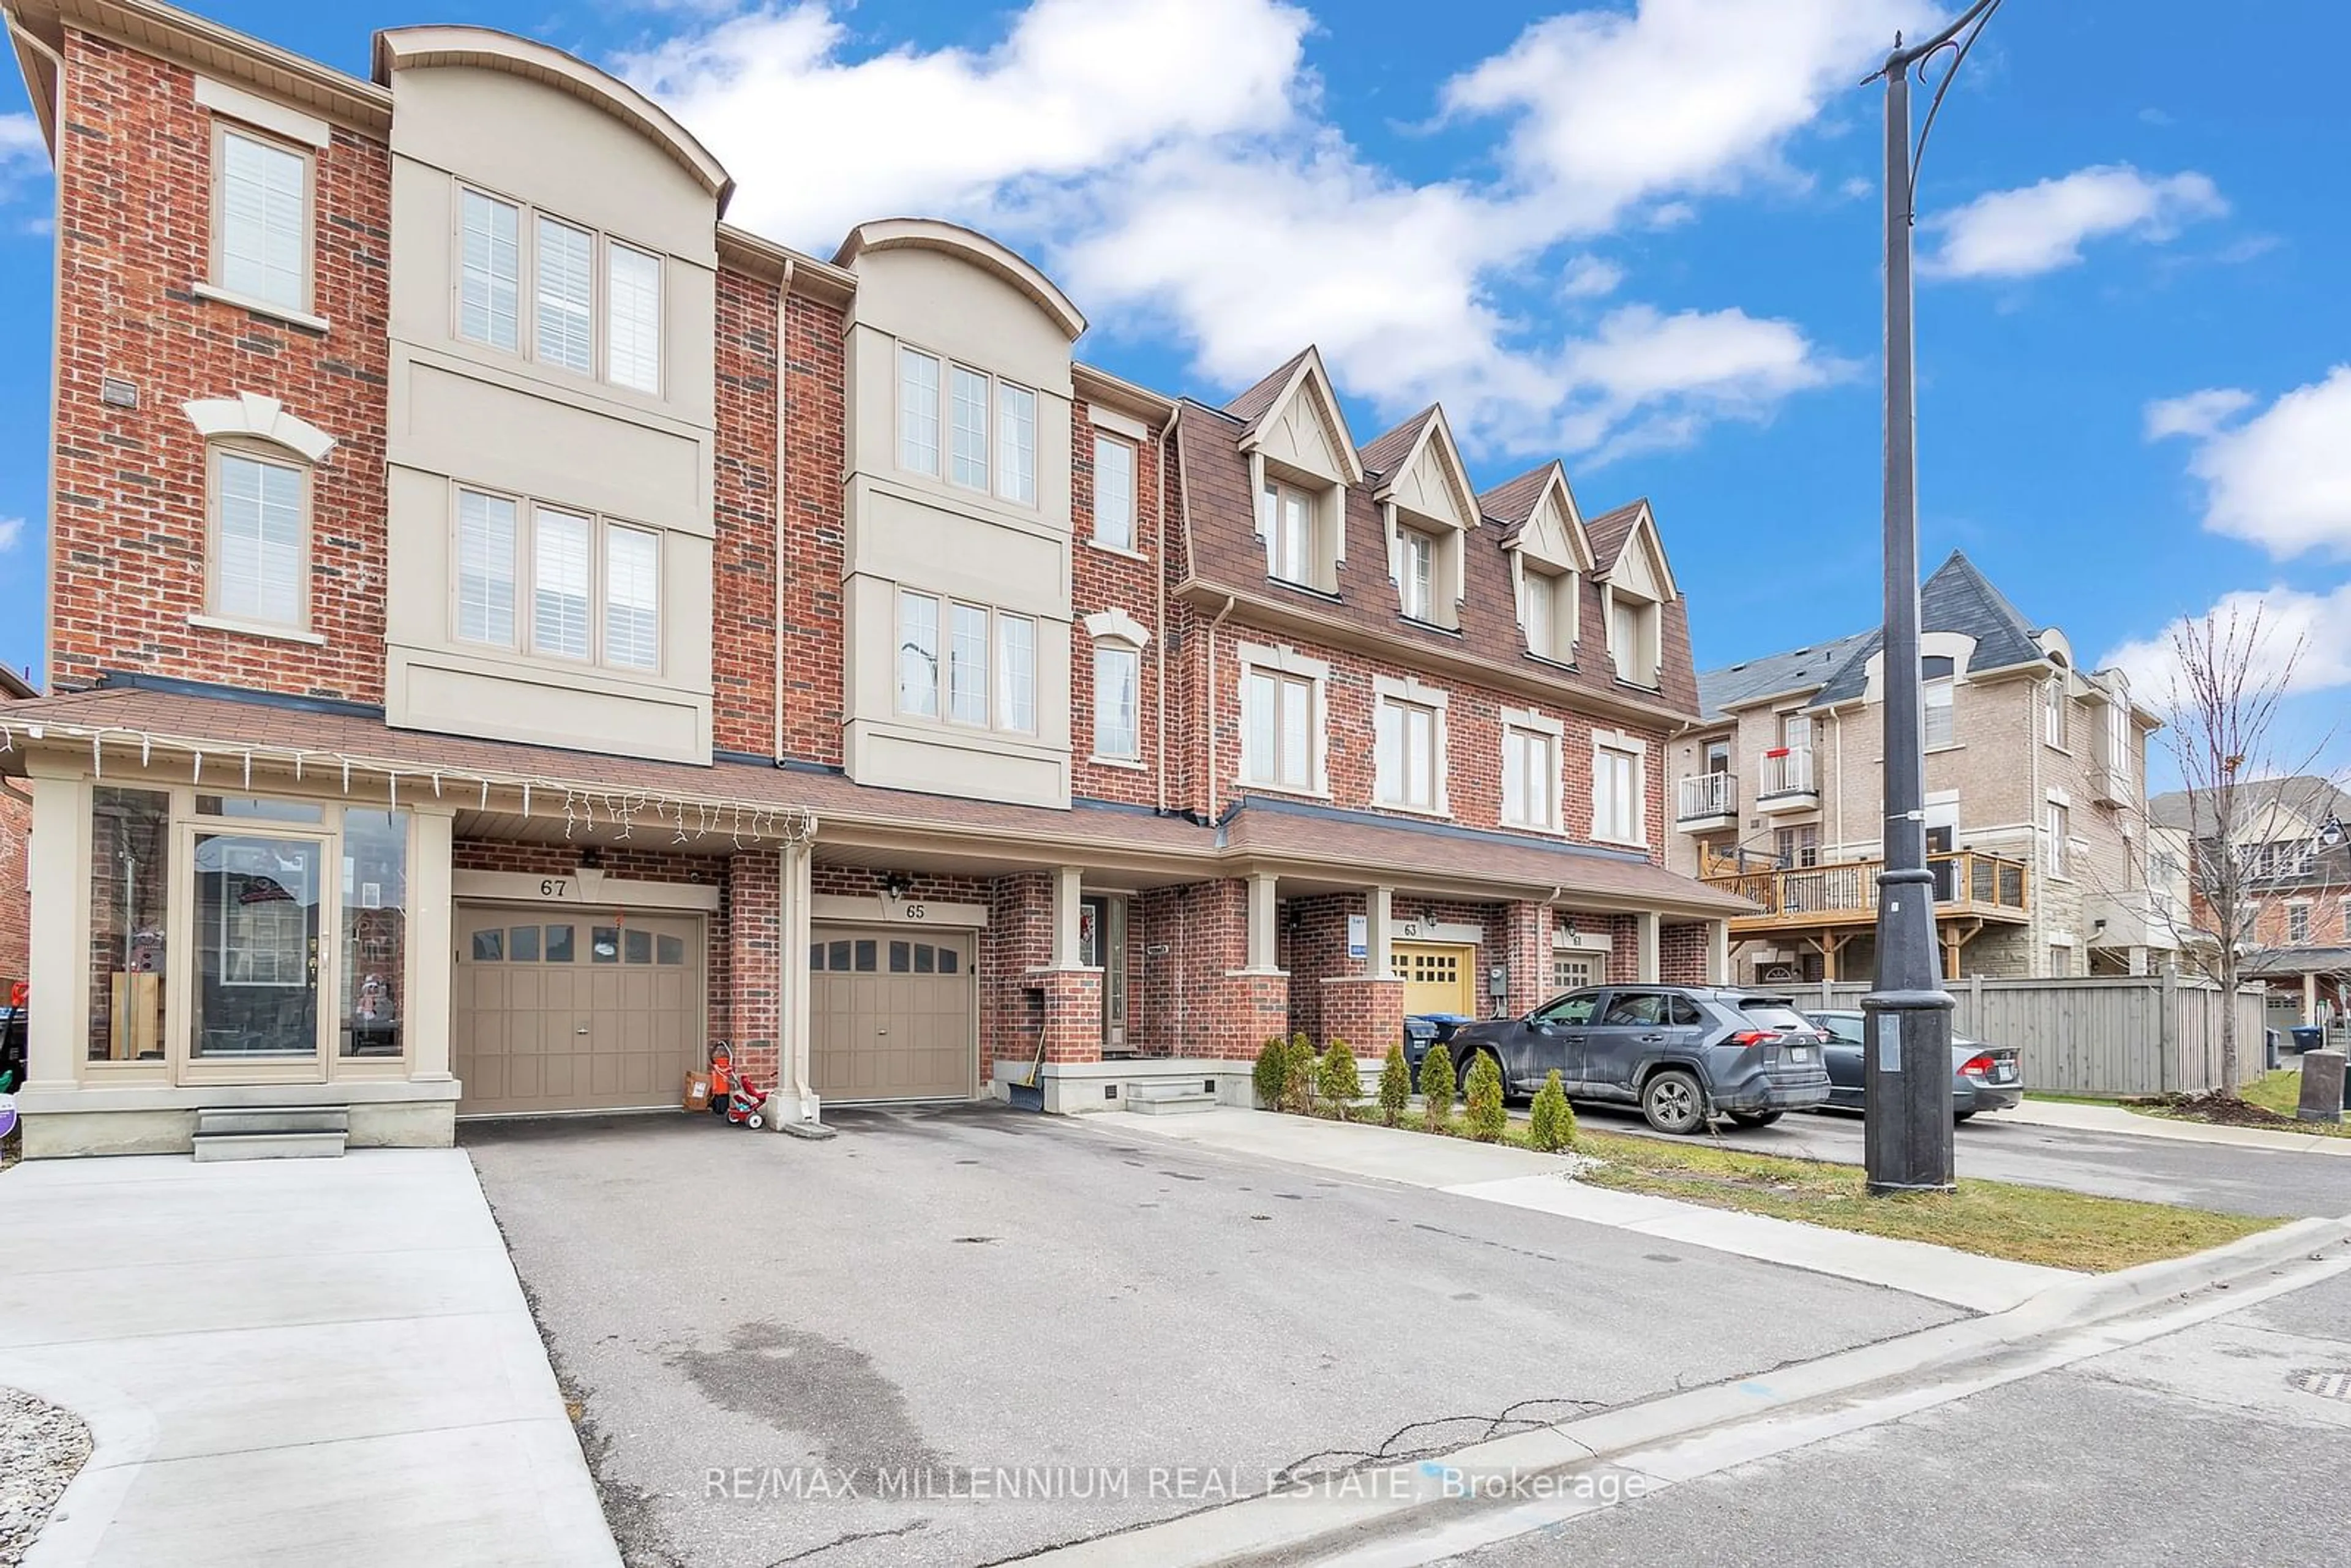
1797;973;2270;1097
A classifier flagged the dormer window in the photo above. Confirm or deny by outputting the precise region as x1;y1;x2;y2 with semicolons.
1398;527;1437;621
1520;565;1578;662
1262;479;1324;588
1608;594;1659;688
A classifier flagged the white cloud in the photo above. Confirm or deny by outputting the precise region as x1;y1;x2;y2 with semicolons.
1557;255;1624;300
2104;582;2351;702
0;517;24;553
624;0;1903;459
2143;387;2252;441
1441;0;1933;231
2151;368;2351;558
0;113;48;205
1921;164;2225;280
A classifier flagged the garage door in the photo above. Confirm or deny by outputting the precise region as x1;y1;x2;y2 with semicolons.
453;907;703;1116
811;928;975;1103
1397;942;1477;1017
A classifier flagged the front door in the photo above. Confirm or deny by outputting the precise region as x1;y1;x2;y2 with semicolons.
1397;942;1476;1016
189;828;331;1076
1081;896;1128;1051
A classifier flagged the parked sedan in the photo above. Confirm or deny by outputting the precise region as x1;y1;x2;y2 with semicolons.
1802;1010;2024;1120
1442;985;1832;1135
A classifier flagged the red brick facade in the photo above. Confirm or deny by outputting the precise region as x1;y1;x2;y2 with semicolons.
0;783;27;989
48;36;391;702
711;268;782;757
1068;400;1166;808
776;293;847;768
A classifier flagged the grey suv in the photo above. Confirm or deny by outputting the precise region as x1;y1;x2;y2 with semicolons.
1441;985;1832;1134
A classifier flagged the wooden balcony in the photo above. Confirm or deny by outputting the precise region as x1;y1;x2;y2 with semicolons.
1703;849;2032;936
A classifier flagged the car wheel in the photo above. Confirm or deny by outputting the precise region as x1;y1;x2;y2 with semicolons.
1728;1109;1782;1128
1642;1068;1707;1135
1954;1111;1974;1123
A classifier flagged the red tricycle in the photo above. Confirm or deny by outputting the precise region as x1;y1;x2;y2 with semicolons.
705;1043;769;1130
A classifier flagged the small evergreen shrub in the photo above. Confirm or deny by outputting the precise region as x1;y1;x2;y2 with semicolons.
1528;1070;1577;1152
1251;1035;1292;1111
1283;1031;1318;1114
1318;1040;1360;1114
1377;1043;1413;1127
1464;1052;1507;1142
1418;1042;1456;1134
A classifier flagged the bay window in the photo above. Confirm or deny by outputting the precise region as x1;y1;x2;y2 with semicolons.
997;383;1038;505
894;590;1033;733
899;348;943;475
457;189;662;393
454;487;661;674
895;347;1037;507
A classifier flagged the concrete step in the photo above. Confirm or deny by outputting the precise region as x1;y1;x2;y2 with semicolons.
195;1106;350;1138
1125;1090;1218;1116
191;1130;348;1162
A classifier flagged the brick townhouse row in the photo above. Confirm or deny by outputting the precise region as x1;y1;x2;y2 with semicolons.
0;0;1744;1155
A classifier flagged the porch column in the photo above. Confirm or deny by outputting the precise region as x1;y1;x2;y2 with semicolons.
1364;884;1395;978
1245;872;1279;972
1052;865;1086;970
1708;919;1731;985
23;776;83;1092
1636;910;1662;983
773;835;817;1125
408;809;456;1082
2307;970;2322;1027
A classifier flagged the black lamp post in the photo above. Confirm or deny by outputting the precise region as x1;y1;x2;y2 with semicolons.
1862;0;2006;1195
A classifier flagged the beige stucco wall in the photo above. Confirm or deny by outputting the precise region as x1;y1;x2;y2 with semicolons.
379;60;721;765
838;241;1081;808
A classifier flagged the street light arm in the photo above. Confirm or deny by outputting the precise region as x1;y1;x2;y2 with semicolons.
1907;0;2006;215
1876;0;2006;75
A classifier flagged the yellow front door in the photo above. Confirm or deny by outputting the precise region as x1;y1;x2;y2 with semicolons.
1396;942;1477;1016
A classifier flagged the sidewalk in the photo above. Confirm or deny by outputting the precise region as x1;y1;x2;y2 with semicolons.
0;1150;617;1568
1108;1109;2078;1313
2009;1096;2351;1156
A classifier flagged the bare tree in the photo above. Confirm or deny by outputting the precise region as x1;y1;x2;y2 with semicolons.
2150;606;2342;1094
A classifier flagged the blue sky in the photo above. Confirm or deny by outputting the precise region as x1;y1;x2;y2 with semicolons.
1;1;2344;776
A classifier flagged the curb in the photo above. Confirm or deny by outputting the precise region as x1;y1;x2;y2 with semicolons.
1017;1213;2351;1567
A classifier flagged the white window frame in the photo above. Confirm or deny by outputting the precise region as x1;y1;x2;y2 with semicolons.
1521;566;1565;662
453;185;664;396
1092;433;1138;553
208;445;310;631
2044;676;2069;749
1607;591;1661;688
1398;527;1438;623
1591;730;1648;847
1924;666;1956;749
1372;675;1450;816
451;486;662;675
1092;642;1141;762
211;122;312;316
1235;643;1329;797
1501;707;1564;833
893;345;1038;510
893;589;1033;735
1261;479;1322;590
2045;801;2071;878
2105;699;2132;778
896;590;942;719
2287;901;2313;946
997;613;1037;735
455;487;517;649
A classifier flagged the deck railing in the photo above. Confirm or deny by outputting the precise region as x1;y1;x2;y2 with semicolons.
1676;771;1738;821
1703;849;2031;927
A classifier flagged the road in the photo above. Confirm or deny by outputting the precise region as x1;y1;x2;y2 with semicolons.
1442;1256;2351;1567
1570;1101;2351;1218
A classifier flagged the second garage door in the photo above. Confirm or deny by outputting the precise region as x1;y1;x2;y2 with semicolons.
811;928;976;1103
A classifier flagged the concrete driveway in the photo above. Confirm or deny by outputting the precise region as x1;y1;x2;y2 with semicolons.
465;1105;1962;1568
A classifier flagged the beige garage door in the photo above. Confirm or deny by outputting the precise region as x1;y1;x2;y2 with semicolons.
811;928;975;1102
1397;942;1477;1017
454;906;703;1116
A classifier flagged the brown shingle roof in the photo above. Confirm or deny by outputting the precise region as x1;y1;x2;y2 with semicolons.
1174;405;1702;718
1224;800;1753;915
0;685;1744;913
1475;462;1561;534
1584;499;1648;570
1357;406;1438;479
1221;346;1316;432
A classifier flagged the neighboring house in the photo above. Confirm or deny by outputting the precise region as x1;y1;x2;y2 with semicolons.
1671;552;2167;984
0;666;31;990
2149;776;2351;1028
0;1;1742;1156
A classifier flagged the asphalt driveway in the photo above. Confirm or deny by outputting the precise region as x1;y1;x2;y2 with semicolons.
465;1105;1960;1568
